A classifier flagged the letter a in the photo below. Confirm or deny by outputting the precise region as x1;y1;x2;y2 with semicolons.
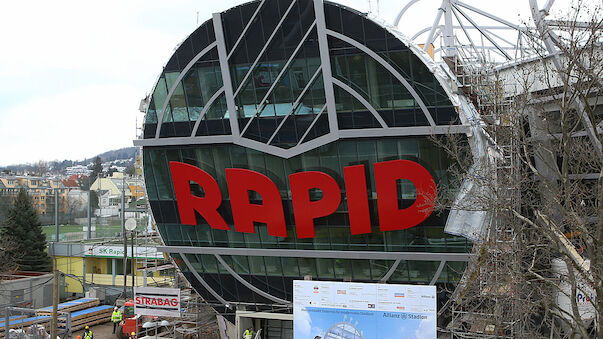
226;168;287;237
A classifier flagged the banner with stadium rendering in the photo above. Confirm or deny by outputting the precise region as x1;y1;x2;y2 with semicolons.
293;280;436;339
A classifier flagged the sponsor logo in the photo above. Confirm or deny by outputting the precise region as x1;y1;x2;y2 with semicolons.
394;293;405;298
337;290;347;295
169;160;436;239
577;292;594;303
135;296;179;308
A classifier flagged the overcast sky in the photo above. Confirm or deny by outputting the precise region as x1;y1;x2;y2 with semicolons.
0;0;578;166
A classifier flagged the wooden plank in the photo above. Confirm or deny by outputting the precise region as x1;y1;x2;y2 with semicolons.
0;316;51;333
58;306;113;321
59;311;113;327
37;298;99;315
0;315;27;327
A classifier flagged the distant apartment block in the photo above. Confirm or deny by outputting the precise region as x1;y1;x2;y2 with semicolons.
0;176;68;215
65;165;92;176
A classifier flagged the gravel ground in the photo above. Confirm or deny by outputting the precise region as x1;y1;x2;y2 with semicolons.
71;322;117;338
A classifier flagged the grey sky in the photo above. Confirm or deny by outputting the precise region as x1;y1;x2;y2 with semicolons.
0;0;572;166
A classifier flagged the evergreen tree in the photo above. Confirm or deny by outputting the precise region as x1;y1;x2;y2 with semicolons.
0;189;51;272
89;156;103;180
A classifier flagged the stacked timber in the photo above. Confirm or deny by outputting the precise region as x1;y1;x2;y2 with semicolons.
58;305;113;331
37;298;99;315
0;315;51;335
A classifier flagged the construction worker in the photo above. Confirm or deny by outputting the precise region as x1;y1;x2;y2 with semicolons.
83;325;93;339
243;327;253;339
129;331;137;339
111;306;122;334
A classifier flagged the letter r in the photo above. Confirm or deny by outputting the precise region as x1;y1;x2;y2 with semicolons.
169;161;229;230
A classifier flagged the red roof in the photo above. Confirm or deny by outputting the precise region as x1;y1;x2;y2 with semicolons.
62;174;88;188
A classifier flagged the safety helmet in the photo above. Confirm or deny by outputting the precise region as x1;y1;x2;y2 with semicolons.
85;326;89;329
131;332;136;335
114;306;118;310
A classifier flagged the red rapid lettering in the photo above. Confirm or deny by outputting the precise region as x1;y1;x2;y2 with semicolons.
343;165;372;235
170;162;229;230
289;171;341;238
373;160;436;232
226;169;287;237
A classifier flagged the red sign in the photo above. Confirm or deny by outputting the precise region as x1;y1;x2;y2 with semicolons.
169;160;436;239
135;296;179;307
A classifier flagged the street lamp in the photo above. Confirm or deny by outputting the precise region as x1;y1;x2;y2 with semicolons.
125;218;137;297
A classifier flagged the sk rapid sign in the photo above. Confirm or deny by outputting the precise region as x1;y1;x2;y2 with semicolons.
85;245;164;259
134;286;181;317
170;159;437;239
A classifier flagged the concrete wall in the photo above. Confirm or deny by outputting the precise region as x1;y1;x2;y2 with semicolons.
0;273;62;309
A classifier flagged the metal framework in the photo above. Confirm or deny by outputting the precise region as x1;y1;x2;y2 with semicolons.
159;246;471;310
393;0;545;64
134;0;474;160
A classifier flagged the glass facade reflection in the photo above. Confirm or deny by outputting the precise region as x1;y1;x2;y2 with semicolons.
141;0;469;310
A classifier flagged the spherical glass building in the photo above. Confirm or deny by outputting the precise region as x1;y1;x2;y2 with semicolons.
137;0;480;325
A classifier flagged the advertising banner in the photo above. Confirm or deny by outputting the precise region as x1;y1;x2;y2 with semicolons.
134;286;181;317
293;280;436;339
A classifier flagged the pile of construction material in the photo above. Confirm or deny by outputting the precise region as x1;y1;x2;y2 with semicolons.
37;297;100;315
38;297;113;332
0;315;51;336
1;298;116;336
59;305;113;331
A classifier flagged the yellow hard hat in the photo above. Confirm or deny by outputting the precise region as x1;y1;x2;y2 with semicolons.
85;326;89;329
131;332;136;335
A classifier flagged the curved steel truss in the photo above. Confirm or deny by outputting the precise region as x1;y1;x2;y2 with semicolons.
135;0;471;159
393;0;546;65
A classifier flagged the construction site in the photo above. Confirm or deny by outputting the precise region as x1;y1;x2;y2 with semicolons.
1;0;601;338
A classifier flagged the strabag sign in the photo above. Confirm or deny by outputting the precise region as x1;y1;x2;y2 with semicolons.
134;287;181;317
293;280;436;339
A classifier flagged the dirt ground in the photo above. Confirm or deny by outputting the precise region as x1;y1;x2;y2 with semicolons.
71;321;117;338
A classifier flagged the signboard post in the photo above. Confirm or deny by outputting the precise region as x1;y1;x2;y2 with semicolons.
293;280;436;339
134;287;181;317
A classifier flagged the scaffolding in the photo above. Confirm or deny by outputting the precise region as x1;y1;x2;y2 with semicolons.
172;289;219;339
446;52;524;338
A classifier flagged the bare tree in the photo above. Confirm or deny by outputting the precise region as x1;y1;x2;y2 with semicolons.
32;161;49;177
438;1;602;337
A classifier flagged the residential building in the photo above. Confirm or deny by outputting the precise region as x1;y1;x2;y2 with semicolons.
0;175;68;215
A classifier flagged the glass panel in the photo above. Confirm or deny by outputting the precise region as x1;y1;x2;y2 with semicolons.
316;258;335;279
183;69;204;121
282;258;300;277
298;258;317;278
149;150;174;200
351;259;371;280
152;77;169;117
169;82;190;122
